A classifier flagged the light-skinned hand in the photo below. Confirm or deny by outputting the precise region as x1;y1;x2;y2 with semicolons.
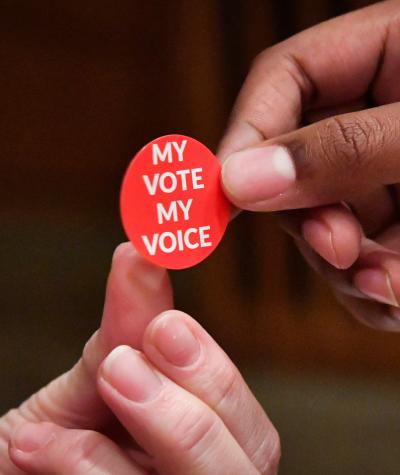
2;244;279;474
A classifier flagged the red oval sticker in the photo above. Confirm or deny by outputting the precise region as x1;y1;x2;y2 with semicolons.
120;134;230;269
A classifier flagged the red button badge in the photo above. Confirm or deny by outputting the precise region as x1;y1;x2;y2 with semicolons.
120;134;230;269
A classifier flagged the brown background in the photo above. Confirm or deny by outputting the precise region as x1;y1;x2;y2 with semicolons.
2;1;400;474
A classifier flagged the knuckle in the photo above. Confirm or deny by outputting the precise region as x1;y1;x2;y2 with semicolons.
250;44;282;72
210;364;241;411
257;428;281;475
171;406;220;455
27;371;91;427
244;416;281;474
250;48;270;70
0;409;21;437
82;331;102;375
317;115;386;174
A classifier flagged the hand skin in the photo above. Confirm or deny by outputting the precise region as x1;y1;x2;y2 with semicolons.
219;0;400;331
6;1;400;470
1;244;280;475
0;243;172;474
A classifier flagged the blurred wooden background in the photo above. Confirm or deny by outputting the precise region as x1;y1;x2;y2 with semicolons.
1;0;399;417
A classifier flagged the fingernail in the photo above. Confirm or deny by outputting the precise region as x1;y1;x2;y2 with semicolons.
151;314;201;367
353;268;399;307
12;422;55;453
302;219;340;268
222;145;296;203
101;346;162;402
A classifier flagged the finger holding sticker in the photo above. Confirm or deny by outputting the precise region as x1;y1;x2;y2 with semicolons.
120;134;230;269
